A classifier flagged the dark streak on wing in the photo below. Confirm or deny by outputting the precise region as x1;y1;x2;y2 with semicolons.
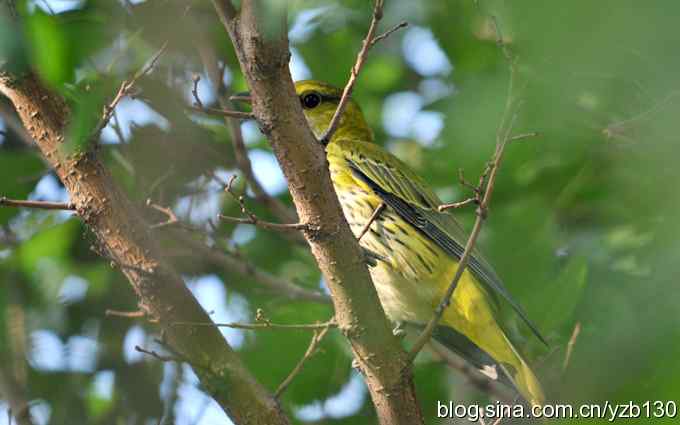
348;161;548;347
426;323;513;387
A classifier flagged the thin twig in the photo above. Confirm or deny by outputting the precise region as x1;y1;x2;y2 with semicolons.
135;345;181;362
109;110;127;145
320;0;407;144
187;72;254;119
459;168;485;194
219;175;311;232
218;214;309;231
146;199;180;229
275;324;332;397
563;321;581;372
510;132;540;142
172;319;336;331
407;14;525;362
371;21;408;46
187;105;254;120
91;42;168;139
357;202;386;241
438;197;477;212
603;90;680;141
0;197;75;211
105;309;146;318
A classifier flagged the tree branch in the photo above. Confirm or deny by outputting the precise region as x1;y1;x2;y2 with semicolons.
196;39;297;225
408;15;523;362
91;43;167;139
0;196;75;210
172;319;335;331
320;0;407;145
171;230;331;304
275;324;332;398
214;1;423;423
187;105;254;120
357;202;385;241
563;321;581;372
0;70;290;424
218;175;311;232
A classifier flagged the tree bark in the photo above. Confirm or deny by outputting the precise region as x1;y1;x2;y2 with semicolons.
0;71;290;425
212;1;424;424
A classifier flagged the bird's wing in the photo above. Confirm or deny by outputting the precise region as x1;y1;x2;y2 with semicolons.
340;140;547;346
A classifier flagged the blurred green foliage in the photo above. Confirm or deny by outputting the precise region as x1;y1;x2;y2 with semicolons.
1;0;680;424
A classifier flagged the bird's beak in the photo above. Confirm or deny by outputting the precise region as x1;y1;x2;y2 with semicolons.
230;91;252;103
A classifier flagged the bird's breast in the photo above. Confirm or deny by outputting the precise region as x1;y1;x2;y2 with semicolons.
328;154;455;320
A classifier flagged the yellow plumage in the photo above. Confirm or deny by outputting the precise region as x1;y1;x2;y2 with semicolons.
295;80;545;406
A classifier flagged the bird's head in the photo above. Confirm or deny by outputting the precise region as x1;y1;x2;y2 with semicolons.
294;80;373;144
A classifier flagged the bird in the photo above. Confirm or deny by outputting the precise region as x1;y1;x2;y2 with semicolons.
293;80;546;406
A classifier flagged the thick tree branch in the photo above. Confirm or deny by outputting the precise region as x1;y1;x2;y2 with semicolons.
213;1;423;424
0;71;290;424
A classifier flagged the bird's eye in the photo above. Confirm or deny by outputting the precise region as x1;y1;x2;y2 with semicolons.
301;93;322;109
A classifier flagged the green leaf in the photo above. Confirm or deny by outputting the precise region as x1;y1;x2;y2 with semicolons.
65;78;112;152
24;9;73;86
18;218;80;276
0;14;29;75
23;5;110;88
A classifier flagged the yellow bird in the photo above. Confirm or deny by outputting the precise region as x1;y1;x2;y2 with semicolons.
295;80;546;406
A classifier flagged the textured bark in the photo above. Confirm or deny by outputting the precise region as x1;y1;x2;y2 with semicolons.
212;1;424;424
0;72;290;425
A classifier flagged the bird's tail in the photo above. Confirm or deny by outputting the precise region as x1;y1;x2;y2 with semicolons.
497;332;545;407
431;322;545;407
